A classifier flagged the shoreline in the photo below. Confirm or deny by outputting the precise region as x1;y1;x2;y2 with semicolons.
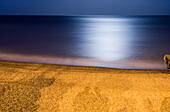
0;51;167;70
0;59;169;72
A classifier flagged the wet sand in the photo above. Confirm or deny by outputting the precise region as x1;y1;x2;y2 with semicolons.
0;60;170;112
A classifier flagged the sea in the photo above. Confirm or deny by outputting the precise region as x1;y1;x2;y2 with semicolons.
0;15;170;69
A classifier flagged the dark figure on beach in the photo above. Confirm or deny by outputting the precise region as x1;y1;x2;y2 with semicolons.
164;54;170;69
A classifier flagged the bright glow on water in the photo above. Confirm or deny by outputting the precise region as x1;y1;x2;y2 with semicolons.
77;17;133;61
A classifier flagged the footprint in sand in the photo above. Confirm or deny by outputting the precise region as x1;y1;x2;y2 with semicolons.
73;86;109;112
160;97;170;112
0;74;55;112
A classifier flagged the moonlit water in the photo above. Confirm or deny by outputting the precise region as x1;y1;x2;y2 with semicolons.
0;16;170;69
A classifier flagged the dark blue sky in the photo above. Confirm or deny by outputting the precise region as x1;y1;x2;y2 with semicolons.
0;0;170;15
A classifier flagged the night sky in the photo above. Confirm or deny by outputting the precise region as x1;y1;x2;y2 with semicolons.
0;0;170;15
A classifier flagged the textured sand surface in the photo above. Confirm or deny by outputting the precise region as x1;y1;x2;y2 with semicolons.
0;60;170;112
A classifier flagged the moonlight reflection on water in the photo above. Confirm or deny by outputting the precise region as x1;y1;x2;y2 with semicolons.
77;17;134;61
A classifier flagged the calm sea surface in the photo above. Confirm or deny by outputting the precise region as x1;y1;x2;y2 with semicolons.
0;16;170;69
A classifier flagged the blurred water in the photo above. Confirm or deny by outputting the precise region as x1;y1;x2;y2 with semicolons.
0;16;170;69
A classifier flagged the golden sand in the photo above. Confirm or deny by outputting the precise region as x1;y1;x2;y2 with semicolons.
0;60;170;112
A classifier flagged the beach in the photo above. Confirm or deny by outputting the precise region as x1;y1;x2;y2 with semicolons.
0;60;170;112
